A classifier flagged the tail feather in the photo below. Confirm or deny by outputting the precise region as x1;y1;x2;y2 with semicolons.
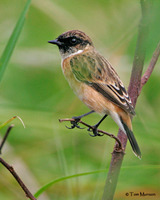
110;111;141;159
121;119;141;159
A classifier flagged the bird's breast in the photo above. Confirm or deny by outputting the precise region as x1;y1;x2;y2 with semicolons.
61;57;84;99
61;56;114;115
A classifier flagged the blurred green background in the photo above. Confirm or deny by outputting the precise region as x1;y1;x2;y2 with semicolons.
0;0;160;199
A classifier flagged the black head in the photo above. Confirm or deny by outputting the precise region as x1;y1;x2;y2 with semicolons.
48;30;94;58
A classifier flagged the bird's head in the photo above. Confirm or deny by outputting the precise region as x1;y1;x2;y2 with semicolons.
48;30;94;59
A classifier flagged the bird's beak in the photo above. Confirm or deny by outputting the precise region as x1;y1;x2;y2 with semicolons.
48;39;61;46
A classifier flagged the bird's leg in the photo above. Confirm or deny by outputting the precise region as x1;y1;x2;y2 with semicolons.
66;110;95;129
88;115;108;136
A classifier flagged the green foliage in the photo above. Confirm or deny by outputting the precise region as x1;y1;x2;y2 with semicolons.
0;0;31;83
34;169;107;198
35;165;160;198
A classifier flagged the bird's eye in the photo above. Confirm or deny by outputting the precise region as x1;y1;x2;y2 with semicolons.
70;37;78;45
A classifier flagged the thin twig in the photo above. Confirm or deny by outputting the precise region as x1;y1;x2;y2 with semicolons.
0;124;36;199
59;118;122;150
0;124;14;154
0;157;37;200
140;41;160;93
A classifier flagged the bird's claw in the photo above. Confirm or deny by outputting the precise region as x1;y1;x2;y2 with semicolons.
87;127;104;137
66;118;84;129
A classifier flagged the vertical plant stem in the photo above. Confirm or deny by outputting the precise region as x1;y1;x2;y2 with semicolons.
102;1;152;199
102;150;124;200
128;0;152;106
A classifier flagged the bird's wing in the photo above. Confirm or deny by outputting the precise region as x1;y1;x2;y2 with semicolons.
70;51;135;115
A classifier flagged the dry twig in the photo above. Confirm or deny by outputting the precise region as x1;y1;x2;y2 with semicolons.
0;158;37;200
59;118;122;150
0;125;37;200
0;125;14;154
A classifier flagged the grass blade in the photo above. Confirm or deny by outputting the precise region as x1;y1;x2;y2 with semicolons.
0;0;31;83
34;169;107;198
34;164;160;198
0;116;25;130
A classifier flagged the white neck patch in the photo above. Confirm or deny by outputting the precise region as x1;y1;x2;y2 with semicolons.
61;49;84;61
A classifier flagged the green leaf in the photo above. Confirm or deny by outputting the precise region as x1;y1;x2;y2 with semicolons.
0;116;25;131
0;0;31;83
34;169;107;198
34;164;160;198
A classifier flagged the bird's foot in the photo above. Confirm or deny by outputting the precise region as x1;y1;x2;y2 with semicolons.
87;126;104;137
65;117;84;129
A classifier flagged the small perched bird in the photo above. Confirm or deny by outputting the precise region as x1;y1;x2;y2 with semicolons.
48;30;141;158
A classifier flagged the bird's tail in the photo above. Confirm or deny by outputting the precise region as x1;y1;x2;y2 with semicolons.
120;117;141;159
120;118;141;159
110;111;141;159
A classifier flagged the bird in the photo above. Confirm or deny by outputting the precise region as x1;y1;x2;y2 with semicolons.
48;30;141;159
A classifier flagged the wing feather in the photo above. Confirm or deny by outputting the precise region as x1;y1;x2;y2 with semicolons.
70;50;135;115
